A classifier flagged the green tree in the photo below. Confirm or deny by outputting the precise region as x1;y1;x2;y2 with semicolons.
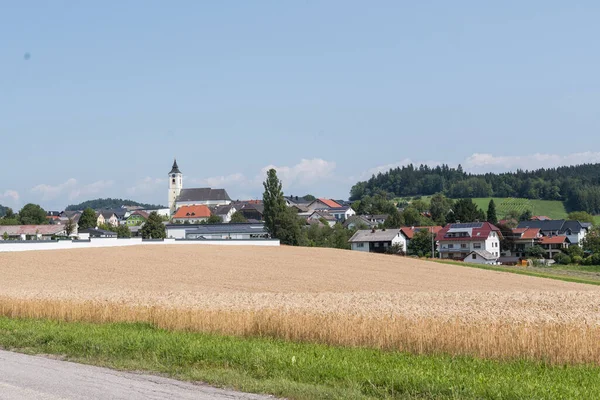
487;199;498;225
207;215;223;224
407;229;435;257
262;169;305;245
140;211;166;239
64;218;76;236
78;208;98;230
18;204;47;225
567;211;595;224
429;194;453;226
2;231;8;240
519;210;533;222
402;207;421;226
230;211;248;223
383;208;403;228
3;207;15;220
525;245;545;259
583;226;600;255
115;224;132;238
303;194;316;201
452;199;485;223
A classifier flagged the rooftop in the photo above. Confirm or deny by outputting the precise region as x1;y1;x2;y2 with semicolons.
348;229;402;243
173;205;212;219
176;188;231;202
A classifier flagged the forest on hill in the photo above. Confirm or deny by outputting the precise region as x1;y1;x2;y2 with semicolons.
350;163;600;214
65;198;164;211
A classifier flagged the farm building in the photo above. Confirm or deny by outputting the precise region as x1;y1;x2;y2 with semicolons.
0;225;68;241
166;223;269;240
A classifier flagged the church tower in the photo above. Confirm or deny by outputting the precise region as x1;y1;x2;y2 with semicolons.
168;159;183;214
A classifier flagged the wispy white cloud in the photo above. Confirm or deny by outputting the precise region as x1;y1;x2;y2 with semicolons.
0;190;20;205
260;158;337;188
463;152;600;172
189;173;246;188
31;179;114;201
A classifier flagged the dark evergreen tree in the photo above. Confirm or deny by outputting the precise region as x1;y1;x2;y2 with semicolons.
487;199;498;225
78;208;97;230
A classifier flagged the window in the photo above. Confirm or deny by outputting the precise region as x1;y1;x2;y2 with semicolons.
383;242;389;247
448;253;454;258
374;243;379;247
356;243;364;248
473;243;481;249
172;179;175;183
472;254;477;260
448;244;454;249
461;244;467;249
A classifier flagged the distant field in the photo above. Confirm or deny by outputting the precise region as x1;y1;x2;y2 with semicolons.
471;197;568;220
397;196;573;221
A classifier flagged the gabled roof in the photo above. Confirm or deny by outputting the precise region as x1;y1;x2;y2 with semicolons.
284;196;313;205
343;215;377;228
531;216;551;221
327;206;352;213
466;250;498;261
511;227;541;240
310;198;342;208
173;205;211;219
540;235;570;244
517;220;586;234
169;159;181;174
348;229;402;243
0;225;67;235
212;204;235;215
309;211;336;221
436;222;502;241
176;188;231;202
96;210;117;220
366;214;389;220
130;210;149;219
400;226;443;239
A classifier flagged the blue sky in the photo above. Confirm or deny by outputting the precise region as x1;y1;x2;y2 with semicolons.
1;1;600;210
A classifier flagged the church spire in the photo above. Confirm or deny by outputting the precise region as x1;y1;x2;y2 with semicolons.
169;158;181;174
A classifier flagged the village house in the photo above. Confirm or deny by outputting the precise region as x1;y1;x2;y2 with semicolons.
0;225;68;241
306;198;342;211
210;204;236;223
233;201;264;221
464;250;500;265
436;222;502;261
327;206;356;222
342;215;378;230
96;210;119;227
166;223;270;240
516;220;589;246
307;211;337;227
125;210;149;226
539;235;571;259
510;227;542;258
172;205;212;224
348;228;409;253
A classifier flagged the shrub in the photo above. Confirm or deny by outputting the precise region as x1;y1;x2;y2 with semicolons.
572;255;583;265
553;253;571;265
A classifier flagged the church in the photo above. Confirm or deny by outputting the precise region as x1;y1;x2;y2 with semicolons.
168;159;232;214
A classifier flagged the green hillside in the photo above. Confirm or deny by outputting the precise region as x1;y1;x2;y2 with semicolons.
471;198;568;220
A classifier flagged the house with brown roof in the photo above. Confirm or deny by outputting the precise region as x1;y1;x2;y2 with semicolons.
539;235;571;259
436;222;502;260
172;205;212;224
306;198;342;211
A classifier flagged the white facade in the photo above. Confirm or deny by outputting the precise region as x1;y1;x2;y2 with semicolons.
351;242;370;252
464;251;499;265
439;230;501;259
175;199;231;208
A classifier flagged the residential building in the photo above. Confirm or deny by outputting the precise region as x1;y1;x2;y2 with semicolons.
307;211;337;227
233;202;264;221
46;211;61;223
365;214;388;226
539;235;571;259
284;195;313;207
348;229;409;253
125;211;149;226
516;220;589;245
96;211;119;227
399;226;443;252
436;222;502;260
510;228;542;258
531;216;551;221
327;206;356;222
210;204;236;223
343;215;378;230
306;198;342;211
0;225;68;241
172;205;212;224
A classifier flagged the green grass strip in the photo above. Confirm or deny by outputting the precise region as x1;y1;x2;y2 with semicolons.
1;317;599;399
432;259;600;286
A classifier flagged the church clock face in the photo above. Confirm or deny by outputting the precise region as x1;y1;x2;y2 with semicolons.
171;174;176;178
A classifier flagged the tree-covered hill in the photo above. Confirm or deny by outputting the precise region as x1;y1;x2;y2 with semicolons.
350;163;600;214
0;204;7;217
65;198;165;211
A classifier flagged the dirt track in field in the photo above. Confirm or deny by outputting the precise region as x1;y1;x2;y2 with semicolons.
2;245;600;322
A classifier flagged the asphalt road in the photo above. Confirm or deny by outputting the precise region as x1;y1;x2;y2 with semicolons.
0;350;275;400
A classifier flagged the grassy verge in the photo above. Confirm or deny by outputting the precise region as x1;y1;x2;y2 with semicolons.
432;259;600;286
1;317;599;399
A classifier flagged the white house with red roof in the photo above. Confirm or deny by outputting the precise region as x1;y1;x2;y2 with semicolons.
510;227;542;258
306;198;342;211
436;222;502;260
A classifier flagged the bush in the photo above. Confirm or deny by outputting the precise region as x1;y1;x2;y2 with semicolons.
591;253;600;266
572;255;583;265
582;256;594;266
553;253;571;265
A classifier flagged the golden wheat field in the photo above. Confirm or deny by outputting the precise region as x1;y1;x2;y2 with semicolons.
2;245;600;364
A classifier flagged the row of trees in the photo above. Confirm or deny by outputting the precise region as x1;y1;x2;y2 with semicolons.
350;163;600;214
0;204;48;225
